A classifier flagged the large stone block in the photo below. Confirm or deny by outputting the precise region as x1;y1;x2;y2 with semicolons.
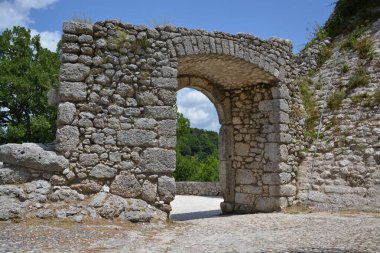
157;120;176;136
236;169;256;185
89;164;117;179
63;21;93;35
255;197;283;212
269;184;296;197
79;153;99;167
151;77;177;89
60;63;90;82
56;126;80;153
264;143;288;162
57;102;76;125
0;143;68;172
139;148;175;173
144;106;176;119
117;129;157;147
59;82;87;102
158;176;175;203
110;172;142;198
235;142;250;156
235;192;255;205
0;166;31;184
141;180;157;204
262;172;291;185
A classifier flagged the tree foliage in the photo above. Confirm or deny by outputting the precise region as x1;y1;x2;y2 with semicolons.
175;113;219;182
0;26;60;144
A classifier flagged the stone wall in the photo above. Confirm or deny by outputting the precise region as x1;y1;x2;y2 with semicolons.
296;19;380;211
176;182;222;196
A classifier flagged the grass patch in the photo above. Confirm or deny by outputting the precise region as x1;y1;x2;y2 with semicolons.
327;90;346;110
317;45;333;67
130;38;151;52
374;89;380;104
72;15;93;24
296;77;319;142
341;64;349;73
347;66;370;91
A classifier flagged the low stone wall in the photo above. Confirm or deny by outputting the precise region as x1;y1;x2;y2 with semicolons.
176;182;222;196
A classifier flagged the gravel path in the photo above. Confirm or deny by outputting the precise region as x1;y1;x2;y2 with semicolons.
0;196;379;253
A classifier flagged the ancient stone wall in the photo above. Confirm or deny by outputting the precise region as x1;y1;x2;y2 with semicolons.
296;19;380;210
176;182;222;196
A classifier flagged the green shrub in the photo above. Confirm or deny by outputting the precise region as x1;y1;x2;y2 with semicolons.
347;66;370;90
351;93;370;105
317;45;333;67
374;89;380;104
341;64;349;73
130;38;151;52
355;37;375;60
327;90;346;110
296;77;319;142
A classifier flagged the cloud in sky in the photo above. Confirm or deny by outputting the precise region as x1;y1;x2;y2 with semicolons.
177;88;220;132
0;0;60;51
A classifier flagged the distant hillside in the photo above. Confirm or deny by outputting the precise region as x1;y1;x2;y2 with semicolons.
175;113;219;182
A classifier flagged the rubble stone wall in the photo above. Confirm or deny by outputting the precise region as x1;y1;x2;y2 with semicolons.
176;182;222;196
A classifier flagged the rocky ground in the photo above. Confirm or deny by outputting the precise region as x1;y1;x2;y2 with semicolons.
0;196;379;253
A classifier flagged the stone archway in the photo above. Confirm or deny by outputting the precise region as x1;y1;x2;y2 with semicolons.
53;20;297;216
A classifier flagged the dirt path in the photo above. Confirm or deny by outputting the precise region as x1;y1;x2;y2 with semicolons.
0;196;379;253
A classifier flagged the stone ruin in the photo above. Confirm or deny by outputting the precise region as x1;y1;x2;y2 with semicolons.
3;19;376;222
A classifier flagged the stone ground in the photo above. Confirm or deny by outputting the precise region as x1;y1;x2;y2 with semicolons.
0;196;379;253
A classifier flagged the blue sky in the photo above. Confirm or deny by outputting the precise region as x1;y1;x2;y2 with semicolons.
0;0;336;132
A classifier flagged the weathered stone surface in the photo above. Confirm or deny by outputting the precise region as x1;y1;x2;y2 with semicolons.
0;196;23;220
51;187;84;202
117;129;157;147
79;153;99;166
255;197;282;212
144;106;176;119
60;63;90;82
0;166;30;184
89;164;117;179
0;143;69;172
158;176;175;203
70;180;102;194
139;148;175;173
236;169;256;185
59;82;87;102
63;21;93;35
55;126;80;153
110;172;142;198
58;102;76;125
47;88;59;106
141;180;157;204
151;77;177;89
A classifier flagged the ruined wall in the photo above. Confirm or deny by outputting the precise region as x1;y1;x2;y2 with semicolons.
296;19;380;210
176;182;222;196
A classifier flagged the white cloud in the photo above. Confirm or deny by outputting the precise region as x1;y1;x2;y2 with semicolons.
31;29;60;51
177;88;221;132
0;0;60;51
0;0;58;30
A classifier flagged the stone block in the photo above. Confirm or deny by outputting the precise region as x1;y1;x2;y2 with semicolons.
63;21;93;35
255;197;282;212
110;172;142;198
269;184;296;197
262;172;291;185
59;82;87;102
58;102;76;125
151;77;177;89
159;136;176;148
89;164;117;179
264;143;288;162
141;180;157;204
158;176;175;203
139;148;175;173
144;106;176;119
235;142;250;156
235;192;255;205
236;169;256;185
135;118;157;130
79;153;99;167
158;120;176;136
47;88;59;106
60;63;90;82
0;166;31;184
117;129;157;147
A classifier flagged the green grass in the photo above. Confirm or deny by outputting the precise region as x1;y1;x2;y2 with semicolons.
296;77;319;142
341;64;349;74
72;15;93;24
327;90;346;110
317;45;333;67
347;66;370;91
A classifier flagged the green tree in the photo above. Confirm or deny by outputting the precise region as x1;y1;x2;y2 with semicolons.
175;113;220;182
0;26;59;144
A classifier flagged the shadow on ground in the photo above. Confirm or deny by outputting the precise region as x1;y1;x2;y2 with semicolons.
170;209;222;221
